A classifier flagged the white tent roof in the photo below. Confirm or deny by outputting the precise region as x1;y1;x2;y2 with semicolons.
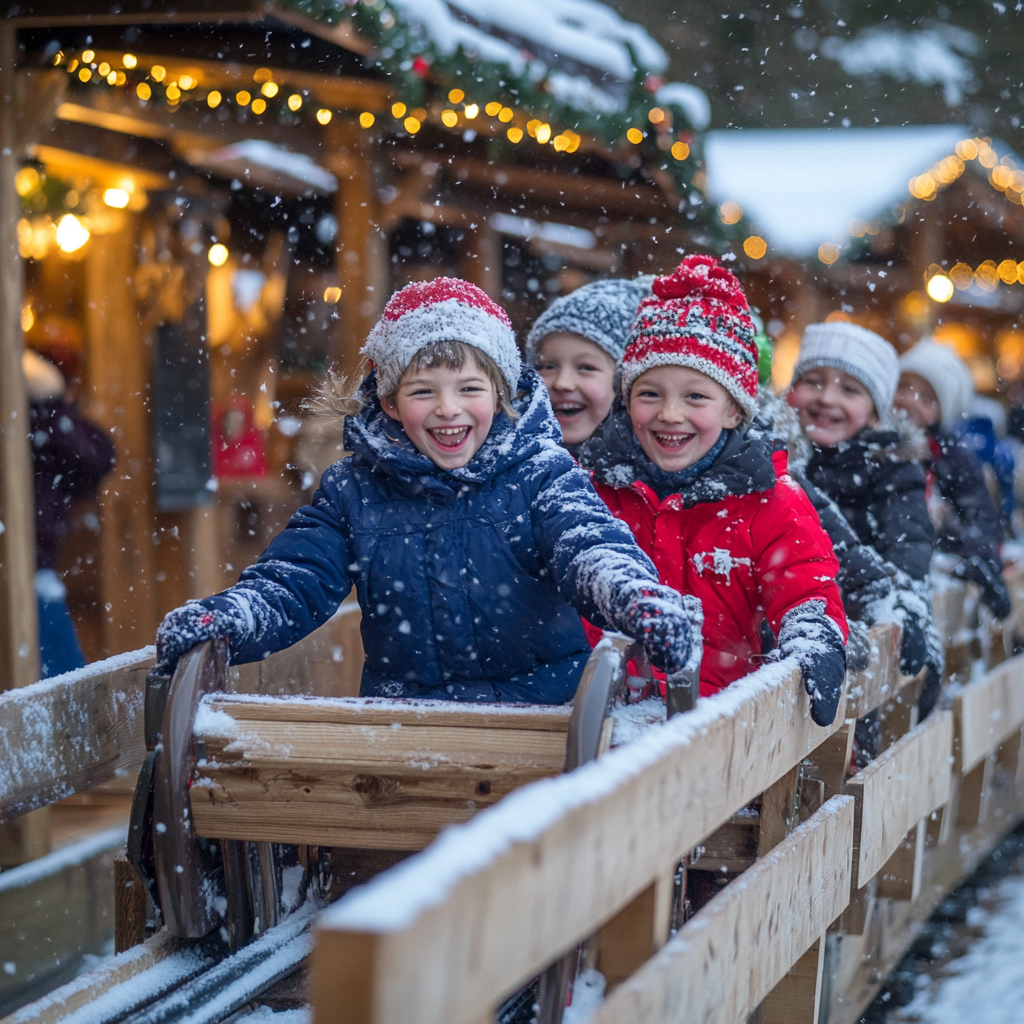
704;126;968;256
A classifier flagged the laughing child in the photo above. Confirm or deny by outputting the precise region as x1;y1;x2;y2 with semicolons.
577;255;848;726
786;322;943;716
155;278;702;703
527;278;651;447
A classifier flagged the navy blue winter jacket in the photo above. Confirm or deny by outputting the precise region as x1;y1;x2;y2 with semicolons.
191;369;663;703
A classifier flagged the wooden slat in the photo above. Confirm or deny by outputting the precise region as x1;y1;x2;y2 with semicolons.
589;798;853;1024
844;623;900;719
953;654;1024;773
844;710;953;888
311;663;843;1024
0;649;152;822
932;579;969;649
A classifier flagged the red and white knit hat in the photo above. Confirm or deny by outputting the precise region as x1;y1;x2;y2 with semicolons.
363;277;521;394
621;255;758;416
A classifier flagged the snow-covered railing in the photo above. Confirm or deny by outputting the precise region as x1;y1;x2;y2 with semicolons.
309;616;1024;1024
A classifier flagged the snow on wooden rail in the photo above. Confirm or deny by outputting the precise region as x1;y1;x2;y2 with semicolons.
310;660;843;1024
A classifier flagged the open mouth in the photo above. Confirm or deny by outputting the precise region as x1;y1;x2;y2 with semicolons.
806;409;844;429
652;431;694;452
427;425;471;451
553;402;586;419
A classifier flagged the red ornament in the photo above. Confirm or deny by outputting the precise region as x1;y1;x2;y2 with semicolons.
412;55;430;78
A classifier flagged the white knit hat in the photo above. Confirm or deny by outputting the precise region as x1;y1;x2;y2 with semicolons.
363;277;521;394
898;338;975;433
794;322;899;428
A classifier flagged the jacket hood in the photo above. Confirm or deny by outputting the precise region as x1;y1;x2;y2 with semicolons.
343;367;563;494
811;415;929;467
576;399;776;507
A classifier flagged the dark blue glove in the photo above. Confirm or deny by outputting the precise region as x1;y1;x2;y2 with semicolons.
899;614;928;677
777;600;847;727
155;599;240;675
621;584;703;677
956;555;1012;621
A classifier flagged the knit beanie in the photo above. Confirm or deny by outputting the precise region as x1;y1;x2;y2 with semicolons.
524;277;653;366
898;338;975;433
793;322;899;428
363;277;521;395
620;254;758;416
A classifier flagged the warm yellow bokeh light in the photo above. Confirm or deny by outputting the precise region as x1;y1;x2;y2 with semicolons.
208;243;229;267
261;81;279;98
626;127;644;144
359;112;375;128
236;90;251;106
103;188;130;209
485;102;502;116
136;82;151;101
441;109;459;128
671;140;690;161
288;93;302;111
107;71;118;85
507;127;523;143
464;104;479;119
535;123;552;144
78;68;91;82
22;304;34;333
324;286;343;303
251;98;266;115
391;102;407;118
316;108;332;125
98;62;110;77
123;53;138;69
648;107;665;124
448;88;465;104
166;83;181;102
404;116;421;134
179;75;197;91
950;263;975;289
207;90;222;108
150;65;166;82
498;107;514;123
998;259;1019;284
56;214;90;254
14;167;39;197
718;201;743;225
926;273;954;303
743;236;768;260
82;50;95;63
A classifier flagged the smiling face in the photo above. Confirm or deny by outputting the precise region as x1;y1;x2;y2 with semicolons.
382;355;498;469
535;332;618;445
627;364;744;473
894;371;941;430
787;366;878;446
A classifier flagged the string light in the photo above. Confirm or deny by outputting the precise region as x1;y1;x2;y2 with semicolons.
498;107;513;123
926;273;954;302
78;68;92;82
81;49;95;63
648;107;665;124
56;214;90;253
316;108;332;124
671;141;690;161
150;65;166;82
288;93;302;111
448;88;465;103
261;81;278;98
251;98;266;114
179;75;197;90
166;82;181;102
743;236;767;259
464;103;479;119
253;67;273;83
123;54;137;68
485;101;501;116
207;90;222;108
626;127;643;144
107;71;118;85
136;82;151;101
404;116;421;134
97;61;110;77
103;188;130;208
392;102;407;118
535;123;551;144
14;167;39;196
236;90;251;106
507;127;523;143
323;286;342;303
818;242;840;265
718;201;743;225
359;112;375;128
208;243;229;266
441;109;458;127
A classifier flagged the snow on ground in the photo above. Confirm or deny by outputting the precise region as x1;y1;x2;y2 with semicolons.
893;868;1024;1023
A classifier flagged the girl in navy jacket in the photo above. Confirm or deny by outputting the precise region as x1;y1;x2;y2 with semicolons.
156;278;701;704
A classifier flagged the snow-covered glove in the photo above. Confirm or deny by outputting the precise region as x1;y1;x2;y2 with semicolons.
619;583;703;676
845;619;872;674
776;600;846;727
898;614;928;678
955;555;1012;621
155;600;240;675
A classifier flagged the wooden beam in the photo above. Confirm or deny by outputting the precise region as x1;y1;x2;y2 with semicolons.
0;21;38;695
4;1;263;26
0;647;152;822
763;936;826;1024
953;654;1024;773
844;709;952;889
875;817;926;902
587;799;853;1024
311;663;843;1024
844;623;900;720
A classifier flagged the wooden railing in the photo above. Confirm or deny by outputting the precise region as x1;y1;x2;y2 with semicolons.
309;584;1024;1024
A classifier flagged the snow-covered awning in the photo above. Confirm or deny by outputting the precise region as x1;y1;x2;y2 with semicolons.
704;126;968;256
187;140;338;196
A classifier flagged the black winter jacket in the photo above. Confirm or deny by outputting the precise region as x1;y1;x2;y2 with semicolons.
805;427;934;582
926;429;1010;618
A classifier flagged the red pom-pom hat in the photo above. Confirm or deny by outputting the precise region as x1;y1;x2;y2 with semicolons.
621;254;758;416
363;277;521;392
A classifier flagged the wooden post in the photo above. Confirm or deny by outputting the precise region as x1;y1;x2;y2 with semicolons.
763;935;826;1024
876;818;926;901
0;22;49;865
460;222;502;299
957;753;995;829
758;765;801;856
114;853;149;952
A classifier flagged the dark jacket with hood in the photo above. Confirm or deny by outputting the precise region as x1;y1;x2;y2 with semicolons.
576;403;846;696
177;370;667;703
804;425;934;582
926;428;1010;618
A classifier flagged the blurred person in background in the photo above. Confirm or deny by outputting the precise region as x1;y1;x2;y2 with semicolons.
896;340;1011;621
23;348;115;678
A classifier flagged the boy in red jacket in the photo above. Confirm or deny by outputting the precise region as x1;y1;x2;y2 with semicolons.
576;255;848;725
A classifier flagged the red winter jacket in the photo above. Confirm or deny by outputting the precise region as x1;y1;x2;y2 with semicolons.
583;422;847;696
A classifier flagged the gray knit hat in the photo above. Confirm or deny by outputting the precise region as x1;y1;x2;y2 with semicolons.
793;321;900;428
898;338;975;432
525;277;653;366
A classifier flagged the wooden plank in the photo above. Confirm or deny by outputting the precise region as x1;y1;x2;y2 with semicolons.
844;624;900;719
587;799;853;1024
763;936;825;1024
311;663;844;1024
591;879;664;993
844;709;952;888
953;654;1024;773
758;766;801;856
875;818;926;902
0;648;152;822
114;854;148;953
932;579;968;649
956;754;994;829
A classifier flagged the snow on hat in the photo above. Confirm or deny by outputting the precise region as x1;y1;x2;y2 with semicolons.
620;254;758;416
898;338;975;432
524;277;653;367
794;321;899;428
363;277;520;394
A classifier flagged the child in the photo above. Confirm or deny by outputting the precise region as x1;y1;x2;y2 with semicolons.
155;278;702;704
895;339;1011;619
787;322;943;715
577;255;848;726
527;278;651;447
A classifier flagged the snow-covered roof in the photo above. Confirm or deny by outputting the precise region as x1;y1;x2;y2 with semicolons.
704;126;967;256
187;140;337;195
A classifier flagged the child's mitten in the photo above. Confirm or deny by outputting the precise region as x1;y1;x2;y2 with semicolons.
156;600;241;675
955;555;1012;621
898;614;928;677
620;583;703;676
845;619;872;674
776;600;847;727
